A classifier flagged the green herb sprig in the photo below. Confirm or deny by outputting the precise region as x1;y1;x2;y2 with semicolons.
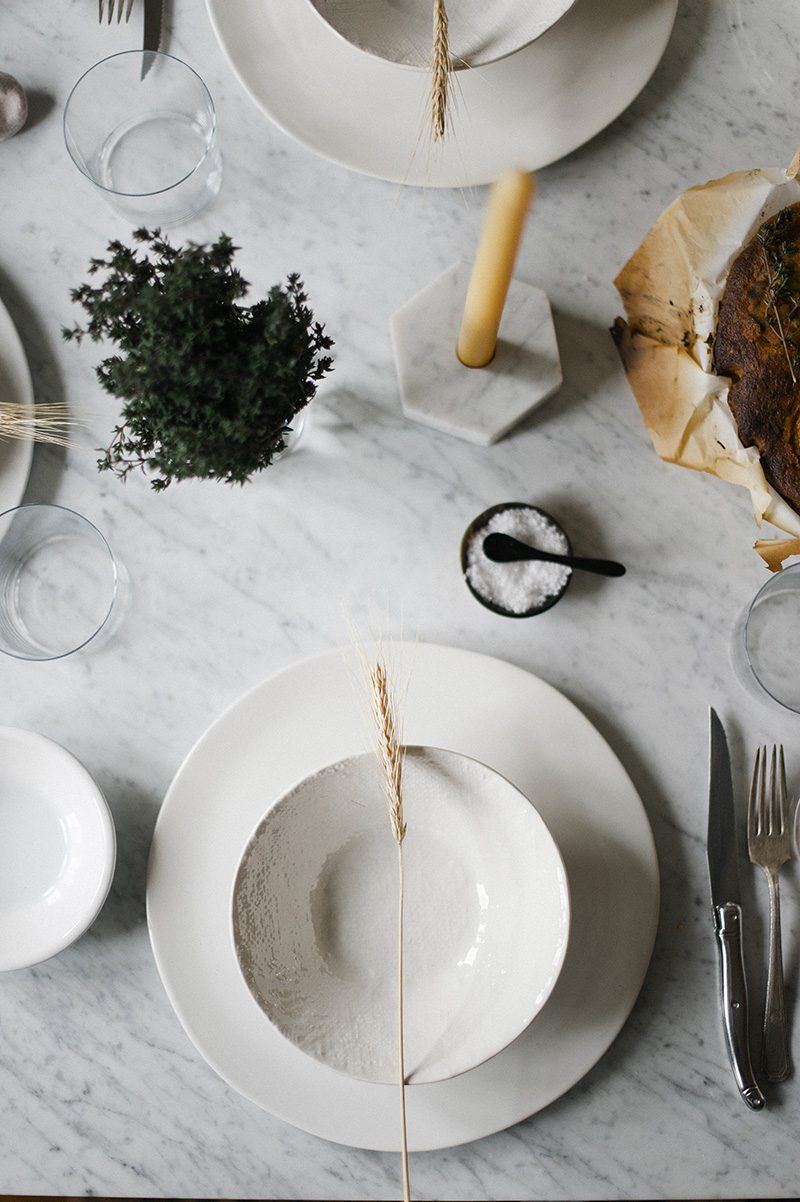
63;229;334;490
757;211;800;385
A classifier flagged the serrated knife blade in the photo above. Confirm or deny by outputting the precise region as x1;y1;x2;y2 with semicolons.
707;707;765;1110
141;0;164;80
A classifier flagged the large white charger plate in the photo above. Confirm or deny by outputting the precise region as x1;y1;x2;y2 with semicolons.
206;0;678;187
147;643;659;1151
0;297;34;513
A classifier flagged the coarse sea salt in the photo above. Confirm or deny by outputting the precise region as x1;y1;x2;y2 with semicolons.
465;506;571;615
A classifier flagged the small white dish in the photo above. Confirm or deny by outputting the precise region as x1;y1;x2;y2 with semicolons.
232;746;570;1085
0;728;116;971
306;0;577;70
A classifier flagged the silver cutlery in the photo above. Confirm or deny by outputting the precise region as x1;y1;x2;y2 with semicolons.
99;0;134;23
707;708;765;1109
748;745;793;1082
141;0;165;79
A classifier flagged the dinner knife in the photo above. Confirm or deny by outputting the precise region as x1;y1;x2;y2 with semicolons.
141;0;164;80
707;707;765;1110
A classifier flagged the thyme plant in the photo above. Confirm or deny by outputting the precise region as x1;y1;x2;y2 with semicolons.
64;229;334;489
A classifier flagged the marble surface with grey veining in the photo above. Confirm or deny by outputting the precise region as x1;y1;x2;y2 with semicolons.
2;0;800;1197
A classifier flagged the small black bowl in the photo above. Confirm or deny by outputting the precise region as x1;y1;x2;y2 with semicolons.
460;502;573;618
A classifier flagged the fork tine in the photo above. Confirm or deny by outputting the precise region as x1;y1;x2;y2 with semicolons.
762;745;770;833
767;745;784;835
99;0;105;21
116;0;123;22
749;745;762;845
126;0;134;20
777;744;787;833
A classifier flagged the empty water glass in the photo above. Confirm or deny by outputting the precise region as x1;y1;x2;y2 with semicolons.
732;564;800;712
0;504;122;661
63;51;222;226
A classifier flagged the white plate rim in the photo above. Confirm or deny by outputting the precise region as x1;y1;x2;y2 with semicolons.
205;0;678;187
146;643;660;1151
0;297;34;513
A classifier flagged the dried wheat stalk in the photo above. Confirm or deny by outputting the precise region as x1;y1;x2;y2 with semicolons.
367;657;410;1202
431;0;451;142
0;402;77;448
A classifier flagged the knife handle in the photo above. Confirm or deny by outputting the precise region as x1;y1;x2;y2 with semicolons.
714;902;766;1110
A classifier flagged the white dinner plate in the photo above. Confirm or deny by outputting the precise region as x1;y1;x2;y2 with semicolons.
147;643;659;1151
206;0;678;187
0;297;34;513
232;746;570;1085
0;728;116;971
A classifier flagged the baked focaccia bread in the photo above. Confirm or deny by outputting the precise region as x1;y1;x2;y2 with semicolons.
715;202;800;515
613;160;800;569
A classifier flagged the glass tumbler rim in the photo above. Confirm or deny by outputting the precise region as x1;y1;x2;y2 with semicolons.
63;49;218;200
0;502;120;662
742;561;800;713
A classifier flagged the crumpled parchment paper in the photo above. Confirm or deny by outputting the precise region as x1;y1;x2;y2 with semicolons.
614;157;800;570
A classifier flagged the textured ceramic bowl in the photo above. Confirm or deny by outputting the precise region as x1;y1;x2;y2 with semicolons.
305;0;578;70
0;728;116;971
232;745;570;1084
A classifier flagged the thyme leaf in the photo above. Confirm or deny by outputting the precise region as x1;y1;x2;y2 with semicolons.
757;217;800;385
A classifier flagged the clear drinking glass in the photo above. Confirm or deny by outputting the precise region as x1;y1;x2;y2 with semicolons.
63;51;222;226
732;564;800;712
0;505;122;661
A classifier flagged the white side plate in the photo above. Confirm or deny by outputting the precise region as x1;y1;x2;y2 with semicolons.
0;727;116;971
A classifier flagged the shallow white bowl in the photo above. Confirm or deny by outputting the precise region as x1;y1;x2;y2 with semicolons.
232;746;570;1085
0;727;116;971
306;0;577;70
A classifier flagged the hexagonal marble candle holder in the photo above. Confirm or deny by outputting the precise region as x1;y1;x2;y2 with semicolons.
390;261;562;446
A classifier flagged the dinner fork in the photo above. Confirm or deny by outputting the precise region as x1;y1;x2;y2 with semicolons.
748;745;793;1082
98;0;134;22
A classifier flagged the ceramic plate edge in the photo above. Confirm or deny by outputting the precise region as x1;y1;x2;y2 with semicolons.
0;726;116;972
0;297;34;508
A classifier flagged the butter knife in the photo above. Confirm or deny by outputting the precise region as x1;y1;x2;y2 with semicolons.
141;0;164;80
707;707;765;1110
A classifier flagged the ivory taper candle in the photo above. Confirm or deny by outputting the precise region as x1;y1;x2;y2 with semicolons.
456;169;535;368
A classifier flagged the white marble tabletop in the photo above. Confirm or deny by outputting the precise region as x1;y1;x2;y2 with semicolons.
2;0;800;1197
